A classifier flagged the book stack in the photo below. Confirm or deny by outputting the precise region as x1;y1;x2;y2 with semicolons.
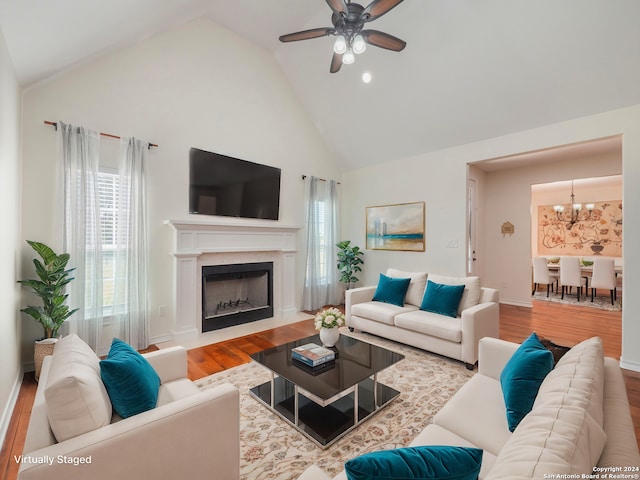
292;343;335;367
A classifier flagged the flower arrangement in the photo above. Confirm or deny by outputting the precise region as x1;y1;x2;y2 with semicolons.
314;307;345;330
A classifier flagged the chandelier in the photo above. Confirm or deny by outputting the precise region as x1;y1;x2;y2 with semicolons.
553;180;594;229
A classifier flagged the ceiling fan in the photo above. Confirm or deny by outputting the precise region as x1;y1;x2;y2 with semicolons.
279;0;406;73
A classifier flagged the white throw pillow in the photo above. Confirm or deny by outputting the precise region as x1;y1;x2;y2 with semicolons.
426;274;481;315
45;334;112;442
386;268;428;307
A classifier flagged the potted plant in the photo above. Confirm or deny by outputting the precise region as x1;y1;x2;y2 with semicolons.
336;240;364;290
18;241;78;380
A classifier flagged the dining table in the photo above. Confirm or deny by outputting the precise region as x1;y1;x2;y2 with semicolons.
546;262;623;276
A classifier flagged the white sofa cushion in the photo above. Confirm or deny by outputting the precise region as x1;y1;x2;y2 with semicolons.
351;301;418;326
485;404;607;479
386;268;428;307
44;334;112;442
157;378;201;406
533;336;605;426
426;274;481;315
432;374;511;455
394;310;462;343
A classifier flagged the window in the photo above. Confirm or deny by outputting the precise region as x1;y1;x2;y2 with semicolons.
95;169;129;316
306;200;329;286
98;170;118;311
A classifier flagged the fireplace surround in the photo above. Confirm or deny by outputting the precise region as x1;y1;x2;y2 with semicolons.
166;219;299;341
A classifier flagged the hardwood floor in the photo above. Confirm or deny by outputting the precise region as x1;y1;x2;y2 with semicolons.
1;300;638;479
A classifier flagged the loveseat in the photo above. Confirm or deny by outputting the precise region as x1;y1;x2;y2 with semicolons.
347;269;500;368
18;334;240;480
298;336;640;479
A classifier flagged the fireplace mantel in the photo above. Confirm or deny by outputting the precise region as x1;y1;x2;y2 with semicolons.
165;219;300;341
165;219;300;254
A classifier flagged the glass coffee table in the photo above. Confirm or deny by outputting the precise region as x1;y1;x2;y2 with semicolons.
249;333;404;448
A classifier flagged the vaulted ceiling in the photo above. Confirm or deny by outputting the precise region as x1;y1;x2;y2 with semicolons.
2;0;639;170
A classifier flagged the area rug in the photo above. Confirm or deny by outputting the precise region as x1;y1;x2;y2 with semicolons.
532;290;621;311
195;331;474;480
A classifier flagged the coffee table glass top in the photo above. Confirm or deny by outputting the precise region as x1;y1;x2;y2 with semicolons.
249;333;405;447
250;333;404;401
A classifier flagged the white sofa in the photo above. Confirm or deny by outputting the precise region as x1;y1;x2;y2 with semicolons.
18;334;240;480
347;269;500;368
298;336;640;479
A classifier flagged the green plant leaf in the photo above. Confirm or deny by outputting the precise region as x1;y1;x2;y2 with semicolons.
20;306;44;321
27;241;57;265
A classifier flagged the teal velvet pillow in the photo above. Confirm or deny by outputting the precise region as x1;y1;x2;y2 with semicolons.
344;446;483;480
100;338;161;418
420;280;465;318
500;332;554;432
372;273;411;307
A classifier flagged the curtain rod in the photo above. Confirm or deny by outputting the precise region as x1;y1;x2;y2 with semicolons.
301;175;341;185
44;121;158;149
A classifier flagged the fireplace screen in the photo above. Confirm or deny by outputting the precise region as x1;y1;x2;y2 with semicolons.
202;262;273;332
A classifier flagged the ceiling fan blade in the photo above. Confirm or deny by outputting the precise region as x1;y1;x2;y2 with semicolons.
326;0;349;15
361;29;406;51
361;0;404;22
279;27;333;43
330;52;343;73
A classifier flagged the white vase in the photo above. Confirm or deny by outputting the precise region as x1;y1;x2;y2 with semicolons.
319;327;340;347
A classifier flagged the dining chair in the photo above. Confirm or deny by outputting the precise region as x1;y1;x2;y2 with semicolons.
560;257;587;301
532;257;559;297
590;257;616;305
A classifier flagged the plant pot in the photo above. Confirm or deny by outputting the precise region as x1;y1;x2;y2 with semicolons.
34;338;58;382
319;327;340;348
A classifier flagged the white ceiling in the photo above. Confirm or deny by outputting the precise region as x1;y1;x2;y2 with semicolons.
1;0;639;170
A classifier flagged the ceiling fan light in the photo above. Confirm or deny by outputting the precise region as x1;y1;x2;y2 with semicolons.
333;35;347;54
352;34;367;54
342;49;355;65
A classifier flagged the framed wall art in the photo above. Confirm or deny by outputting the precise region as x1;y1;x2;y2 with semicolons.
366;202;425;251
537;200;622;256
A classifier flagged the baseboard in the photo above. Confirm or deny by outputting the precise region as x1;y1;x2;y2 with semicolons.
0;368;24;452
620;357;640;373
150;333;173;345
23;360;34;373
499;299;533;308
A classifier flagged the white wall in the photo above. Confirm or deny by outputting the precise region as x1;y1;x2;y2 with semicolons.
20;18;342;359
342;105;640;371
0;28;23;445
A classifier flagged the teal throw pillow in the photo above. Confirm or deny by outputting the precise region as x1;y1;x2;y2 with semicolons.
100;338;161;418
500;332;554;432
344;445;483;480
420;280;465;318
372;273;411;307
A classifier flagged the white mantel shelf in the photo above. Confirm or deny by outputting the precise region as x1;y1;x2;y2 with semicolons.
165;219;300;254
165;218;301;342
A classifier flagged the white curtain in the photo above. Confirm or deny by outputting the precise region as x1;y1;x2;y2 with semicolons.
302;176;340;311
59;123;150;352
59;121;103;351
112;137;149;349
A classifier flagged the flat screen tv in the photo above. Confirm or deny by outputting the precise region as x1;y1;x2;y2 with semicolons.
189;148;281;220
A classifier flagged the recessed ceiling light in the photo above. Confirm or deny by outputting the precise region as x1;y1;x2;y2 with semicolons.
362;72;372;83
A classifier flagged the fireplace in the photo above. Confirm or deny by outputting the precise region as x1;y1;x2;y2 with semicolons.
167;219;299;341
202;262;274;332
